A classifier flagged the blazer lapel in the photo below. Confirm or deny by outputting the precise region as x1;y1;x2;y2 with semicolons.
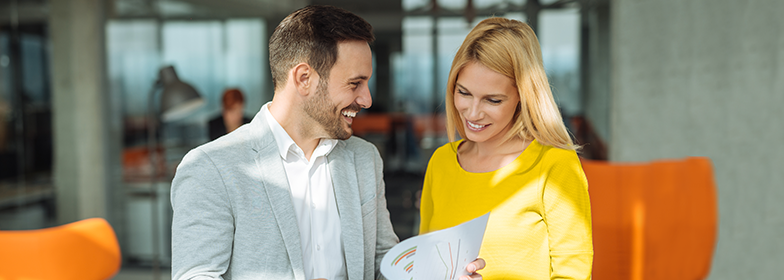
328;144;364;280
250;110;306;280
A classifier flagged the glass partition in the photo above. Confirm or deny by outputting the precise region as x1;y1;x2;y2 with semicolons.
106;18;266;265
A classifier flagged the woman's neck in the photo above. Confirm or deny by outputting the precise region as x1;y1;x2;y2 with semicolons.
458;137;531;173
462;136;527;157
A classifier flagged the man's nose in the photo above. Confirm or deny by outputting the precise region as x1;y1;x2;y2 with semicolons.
357;84;372;109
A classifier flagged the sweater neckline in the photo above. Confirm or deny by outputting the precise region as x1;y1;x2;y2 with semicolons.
452;138;542;175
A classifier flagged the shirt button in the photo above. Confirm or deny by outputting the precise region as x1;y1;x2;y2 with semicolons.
317;245;321;251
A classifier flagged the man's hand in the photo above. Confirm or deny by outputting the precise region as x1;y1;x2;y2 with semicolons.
459;258;486;280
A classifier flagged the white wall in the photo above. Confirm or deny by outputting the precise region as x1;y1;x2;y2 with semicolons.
50;0;112;223
610;0;784;278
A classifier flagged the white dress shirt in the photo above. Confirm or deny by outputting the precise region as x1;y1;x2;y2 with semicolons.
262;103;347;280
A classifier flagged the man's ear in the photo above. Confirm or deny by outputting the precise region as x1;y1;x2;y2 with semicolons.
291;63;318;96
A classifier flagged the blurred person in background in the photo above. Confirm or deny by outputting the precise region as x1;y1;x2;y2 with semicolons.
0;97;8;151
418;17;593;279
208;88;251;141
171;5;484;280
0;98;10;180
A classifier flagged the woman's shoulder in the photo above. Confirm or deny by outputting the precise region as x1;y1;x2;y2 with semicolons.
534;140;582;166
434;140;462;154
427;140;461;164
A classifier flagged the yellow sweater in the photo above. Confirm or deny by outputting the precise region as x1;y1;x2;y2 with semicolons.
419;139;593;279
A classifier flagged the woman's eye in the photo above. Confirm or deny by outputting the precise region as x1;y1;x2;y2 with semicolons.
487;99;502;104
457;90;470;96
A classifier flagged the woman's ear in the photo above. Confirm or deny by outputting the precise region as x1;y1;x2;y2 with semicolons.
291;62;318;96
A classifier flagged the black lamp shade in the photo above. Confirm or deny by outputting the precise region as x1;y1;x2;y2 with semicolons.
158;66;204;122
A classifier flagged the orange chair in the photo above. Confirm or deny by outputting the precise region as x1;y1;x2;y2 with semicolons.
583;157;717;280
351;113;392;136
0;217;121;280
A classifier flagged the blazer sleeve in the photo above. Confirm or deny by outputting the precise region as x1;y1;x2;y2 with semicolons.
171;149;235;280
371;146;400;280
542;152;594;280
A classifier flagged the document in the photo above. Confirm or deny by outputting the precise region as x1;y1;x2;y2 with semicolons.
380;213;490;280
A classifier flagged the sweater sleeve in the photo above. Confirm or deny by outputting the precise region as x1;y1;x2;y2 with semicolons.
418;151;437;235
542;152;594;280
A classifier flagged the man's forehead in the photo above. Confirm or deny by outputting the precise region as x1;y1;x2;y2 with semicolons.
336;40;372;57
334;41;373;78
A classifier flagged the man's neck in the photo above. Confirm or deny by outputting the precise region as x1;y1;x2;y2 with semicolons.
268;100;322;161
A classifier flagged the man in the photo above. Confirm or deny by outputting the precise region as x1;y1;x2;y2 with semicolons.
171;5;484;280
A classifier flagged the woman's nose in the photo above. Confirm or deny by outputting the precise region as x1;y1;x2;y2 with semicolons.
465;101;483;120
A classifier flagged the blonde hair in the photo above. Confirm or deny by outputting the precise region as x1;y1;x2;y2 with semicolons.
445;17;577;151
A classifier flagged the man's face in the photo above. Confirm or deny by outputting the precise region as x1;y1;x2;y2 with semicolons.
303;40;373;140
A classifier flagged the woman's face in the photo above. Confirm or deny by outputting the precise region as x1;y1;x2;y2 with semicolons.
453;61;520;144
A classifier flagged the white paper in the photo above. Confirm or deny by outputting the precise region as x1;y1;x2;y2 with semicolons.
380;212;490;280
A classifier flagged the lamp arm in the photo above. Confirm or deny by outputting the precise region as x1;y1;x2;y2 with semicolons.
147;80;161;183
146;80;162;280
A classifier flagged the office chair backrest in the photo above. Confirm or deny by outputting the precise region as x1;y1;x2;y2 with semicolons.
583;157;717;280
0;217;121;280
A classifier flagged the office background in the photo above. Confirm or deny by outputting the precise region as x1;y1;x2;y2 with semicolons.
0;0;782;279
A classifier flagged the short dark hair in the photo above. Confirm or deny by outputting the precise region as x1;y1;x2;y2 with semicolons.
268;5;374;90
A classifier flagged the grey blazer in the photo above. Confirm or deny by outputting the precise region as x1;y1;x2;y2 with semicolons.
171;110;399;280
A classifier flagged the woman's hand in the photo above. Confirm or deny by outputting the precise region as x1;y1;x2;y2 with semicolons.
459;258;486;280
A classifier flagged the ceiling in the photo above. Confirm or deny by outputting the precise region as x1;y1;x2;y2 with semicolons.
0;0;594;33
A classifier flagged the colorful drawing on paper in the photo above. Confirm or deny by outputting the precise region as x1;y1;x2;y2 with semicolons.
404;261;414;274
380;213;490;280
386;245;416;279
391;246;417;268
435;240;461;280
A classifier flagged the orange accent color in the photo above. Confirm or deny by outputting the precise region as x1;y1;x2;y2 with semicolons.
351;113;448;140
410;114;446;139
0;218;122;280
351;113;392;136
582;157;717;280
395;249;416;266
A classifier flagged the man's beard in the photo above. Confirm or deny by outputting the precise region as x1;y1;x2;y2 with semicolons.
303;79;355;140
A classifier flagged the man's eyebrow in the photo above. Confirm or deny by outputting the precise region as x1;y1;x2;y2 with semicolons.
349;75;369;81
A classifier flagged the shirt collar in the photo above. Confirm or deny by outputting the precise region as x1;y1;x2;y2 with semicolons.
262;102;338;160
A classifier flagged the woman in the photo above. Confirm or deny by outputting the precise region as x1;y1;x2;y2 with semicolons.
419;17;593;279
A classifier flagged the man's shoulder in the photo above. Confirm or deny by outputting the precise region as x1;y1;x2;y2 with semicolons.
341;135;379;154
189;124;259;160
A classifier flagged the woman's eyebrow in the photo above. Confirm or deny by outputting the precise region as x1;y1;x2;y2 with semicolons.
484;94;509;100
457;83;508;99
